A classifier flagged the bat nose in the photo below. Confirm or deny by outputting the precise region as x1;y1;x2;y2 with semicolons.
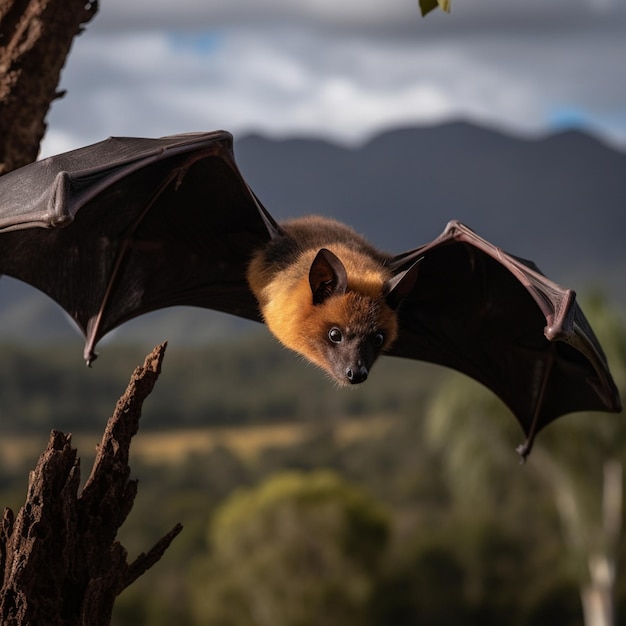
346;365;368;384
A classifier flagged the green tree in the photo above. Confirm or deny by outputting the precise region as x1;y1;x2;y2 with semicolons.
190;470;389;626
426;295;625;626
530;295;626;626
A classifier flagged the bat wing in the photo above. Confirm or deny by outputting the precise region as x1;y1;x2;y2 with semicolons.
387;220;621;458
0;131;279;364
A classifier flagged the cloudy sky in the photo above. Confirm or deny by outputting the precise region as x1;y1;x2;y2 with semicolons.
40;0;626;157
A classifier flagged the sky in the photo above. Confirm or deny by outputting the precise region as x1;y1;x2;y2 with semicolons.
40;0;626;158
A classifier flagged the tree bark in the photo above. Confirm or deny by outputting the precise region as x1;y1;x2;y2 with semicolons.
0;0;98;174
579;460;622;626
581;554;615;626
0;343;182;626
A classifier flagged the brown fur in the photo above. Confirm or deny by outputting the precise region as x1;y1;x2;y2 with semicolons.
247;216;399;384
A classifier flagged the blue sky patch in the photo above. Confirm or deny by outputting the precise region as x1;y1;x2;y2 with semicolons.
547;106;591;130
167;31;223;55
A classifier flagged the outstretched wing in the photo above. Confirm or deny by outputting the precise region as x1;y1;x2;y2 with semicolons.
387;220;621;458
0;131;279;364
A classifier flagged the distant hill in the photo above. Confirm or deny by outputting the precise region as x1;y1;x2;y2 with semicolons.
1;121;624;351
235;122;626;282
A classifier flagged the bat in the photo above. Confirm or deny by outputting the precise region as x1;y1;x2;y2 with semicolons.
0;131;620;458
247;214;408;385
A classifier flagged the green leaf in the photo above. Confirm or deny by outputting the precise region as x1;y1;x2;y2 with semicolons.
419;0;451;17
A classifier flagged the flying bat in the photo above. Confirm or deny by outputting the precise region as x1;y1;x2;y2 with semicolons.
0;131;620;458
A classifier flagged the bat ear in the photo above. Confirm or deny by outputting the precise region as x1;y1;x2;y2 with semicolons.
385;257;422;310
309;248;348;305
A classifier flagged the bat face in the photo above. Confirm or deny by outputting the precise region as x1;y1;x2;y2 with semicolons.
247;233;405;387
298;290;398;386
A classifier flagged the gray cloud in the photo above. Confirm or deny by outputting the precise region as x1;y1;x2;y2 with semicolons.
91;0;625;32
40;1;626;157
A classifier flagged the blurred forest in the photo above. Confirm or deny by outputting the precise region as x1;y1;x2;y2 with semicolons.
0;296;624;625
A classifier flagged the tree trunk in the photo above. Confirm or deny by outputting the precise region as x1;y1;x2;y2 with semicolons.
0;343;182;626
580;459;623;626
0;0;98;174
581;554;615;626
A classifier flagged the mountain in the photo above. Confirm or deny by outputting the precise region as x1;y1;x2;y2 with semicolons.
235;122;626;281
1;121;624;349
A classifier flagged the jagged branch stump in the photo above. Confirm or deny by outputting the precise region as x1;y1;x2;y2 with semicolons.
0;342;182;626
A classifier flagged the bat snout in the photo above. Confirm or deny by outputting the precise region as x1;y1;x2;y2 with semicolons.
325;337;377;386
345;364;368;385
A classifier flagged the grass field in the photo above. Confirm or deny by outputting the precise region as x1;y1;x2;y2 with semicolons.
0;414;395;471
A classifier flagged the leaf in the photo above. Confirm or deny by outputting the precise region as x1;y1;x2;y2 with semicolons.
419;0;451;17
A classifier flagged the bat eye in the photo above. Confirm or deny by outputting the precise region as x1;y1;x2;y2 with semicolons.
328;327;343;344
372;332;385;348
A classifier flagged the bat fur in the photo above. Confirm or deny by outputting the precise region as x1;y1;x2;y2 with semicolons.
247;215;416;385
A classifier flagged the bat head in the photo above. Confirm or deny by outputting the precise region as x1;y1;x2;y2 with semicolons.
300;248;415;386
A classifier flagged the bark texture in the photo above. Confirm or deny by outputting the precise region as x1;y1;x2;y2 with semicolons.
0;343;182;626
0;0;98;174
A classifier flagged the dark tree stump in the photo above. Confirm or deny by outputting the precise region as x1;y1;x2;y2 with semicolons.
0;342;182;626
